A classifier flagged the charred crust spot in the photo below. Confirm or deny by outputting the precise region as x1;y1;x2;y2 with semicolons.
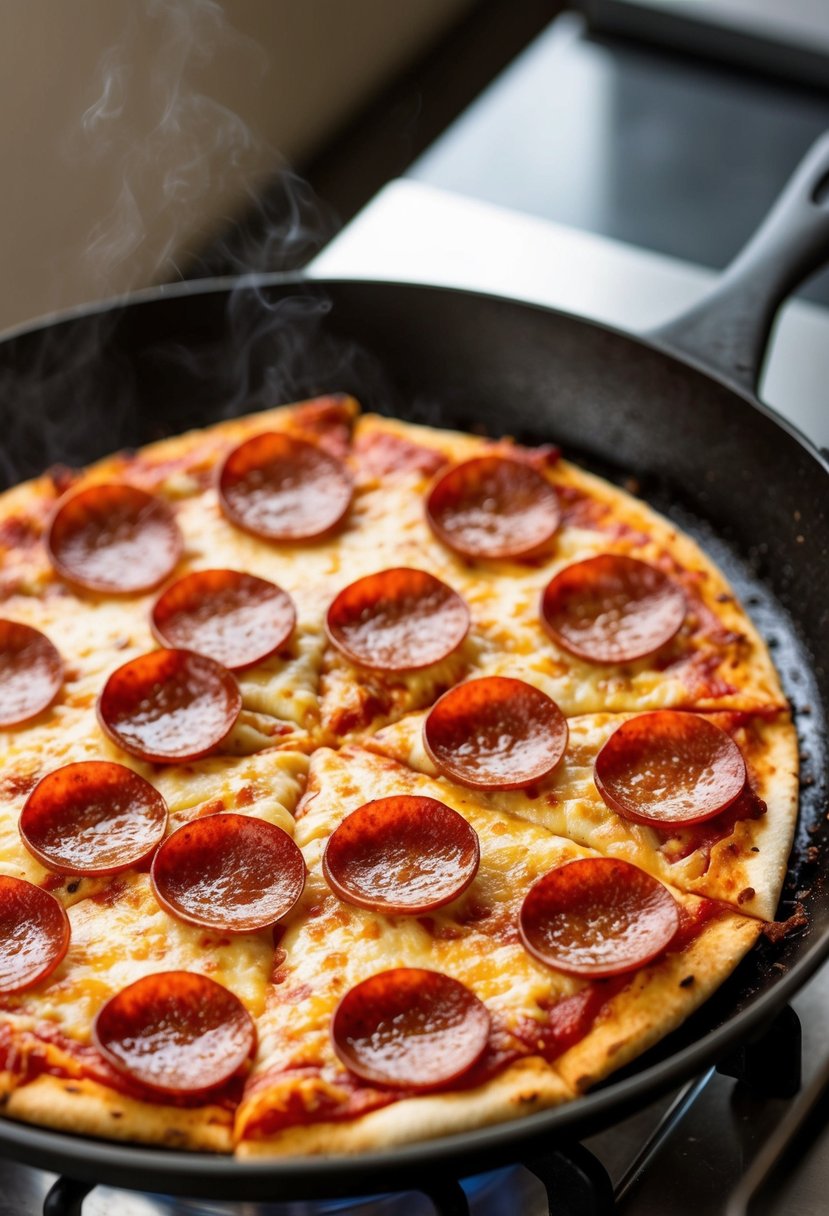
163;1130;189;1147
48;465;77;496
737;887;756;906
518;1091;540;1105
66;881;80;895
679;975;695;988
763;904;808;944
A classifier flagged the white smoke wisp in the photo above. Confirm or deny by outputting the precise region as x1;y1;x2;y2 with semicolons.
76;0;332;295
0;0;384;493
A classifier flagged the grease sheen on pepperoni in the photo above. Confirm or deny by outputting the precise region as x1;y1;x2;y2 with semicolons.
0;620;63;727
520;858;680;977
20;762;168;876
151;813;305;932
326;568;469;672
97;649;241;763
541;554;686;664
0;876;70;993
323;796;479;915
331;968;490;1090
46;484;182;594
424;676;568;790
218;431;353;542
93;971;256;1096
426;454;560;559
594;711;747;827
151;569;296;671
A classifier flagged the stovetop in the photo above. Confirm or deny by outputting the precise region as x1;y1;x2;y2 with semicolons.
4;14;829;1215
3;185;828;1212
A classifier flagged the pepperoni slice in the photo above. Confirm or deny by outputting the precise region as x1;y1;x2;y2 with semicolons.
218;432;353;542
594;710;747;827
0;876;70;993
151;813;305;932
0;620;63;727
97;649;241;763
323;797;479;915
541;555;686;664
519;858;680;978
20;762;168;876
93;971;256;1097
151;569;296;671
426;455;560;559
331;968;490;1090
326;568;469;672
46;484;182;594
423;677;568;790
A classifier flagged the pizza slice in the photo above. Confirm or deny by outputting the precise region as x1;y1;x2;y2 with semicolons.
0;869;271;1151
234;745;760;1156
365;687;797;922
343;414;785;716
0;741;313;1150
0;740;308;904
0;395;371;753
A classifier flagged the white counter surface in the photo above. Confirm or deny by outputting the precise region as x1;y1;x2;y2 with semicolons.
312;178;829;449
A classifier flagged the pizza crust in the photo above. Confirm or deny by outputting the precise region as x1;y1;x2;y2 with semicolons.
554;912;762;1092
236;1058;571;1157
4;1074;233;1152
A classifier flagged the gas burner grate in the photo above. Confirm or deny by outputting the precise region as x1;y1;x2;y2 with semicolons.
41;1146;614;1216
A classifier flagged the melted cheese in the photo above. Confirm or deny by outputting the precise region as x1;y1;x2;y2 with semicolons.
368;708;797;921
345;416;785;715
0;398;788;1149
240;745;708;1128
2;872;275;1037
0;745;307;906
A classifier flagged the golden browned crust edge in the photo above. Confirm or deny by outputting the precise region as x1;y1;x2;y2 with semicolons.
4;1075;233;1153
555;912;762;1092
701;714;799;921
235;1058;571;1157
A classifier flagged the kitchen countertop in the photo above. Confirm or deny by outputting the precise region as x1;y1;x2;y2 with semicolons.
407;11;829;305
312;176;829;449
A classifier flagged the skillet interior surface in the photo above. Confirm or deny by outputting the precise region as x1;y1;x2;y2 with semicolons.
0;277;826;1198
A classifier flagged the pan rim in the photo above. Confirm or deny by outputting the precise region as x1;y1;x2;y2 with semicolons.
0;272;826;1195
1;271;826;475
0;921;826;1198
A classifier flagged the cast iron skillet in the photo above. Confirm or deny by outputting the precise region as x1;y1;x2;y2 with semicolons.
0;137;827;1202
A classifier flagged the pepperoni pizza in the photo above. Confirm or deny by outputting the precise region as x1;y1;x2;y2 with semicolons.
0;395;797;1155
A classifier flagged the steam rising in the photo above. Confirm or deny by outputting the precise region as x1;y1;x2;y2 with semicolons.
0;0;386;489
78;0;330;289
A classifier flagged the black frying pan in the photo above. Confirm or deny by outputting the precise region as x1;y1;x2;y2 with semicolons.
0;136;828;1204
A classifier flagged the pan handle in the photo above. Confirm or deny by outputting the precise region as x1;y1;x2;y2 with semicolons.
648;131;829;395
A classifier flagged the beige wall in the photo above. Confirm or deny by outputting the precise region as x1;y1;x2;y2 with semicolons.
0;0;474;333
